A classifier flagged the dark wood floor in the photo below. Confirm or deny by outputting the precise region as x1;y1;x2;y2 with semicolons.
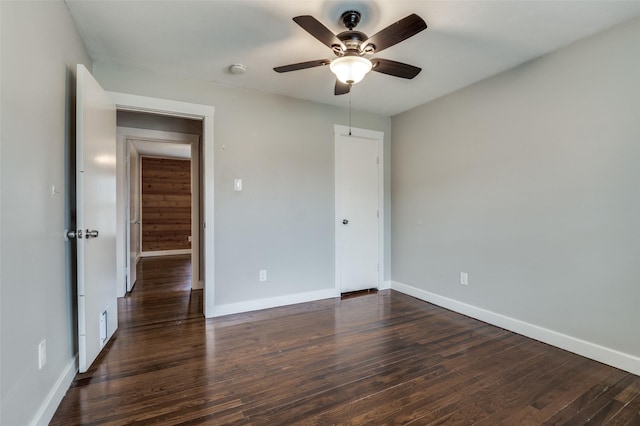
52;255;640;425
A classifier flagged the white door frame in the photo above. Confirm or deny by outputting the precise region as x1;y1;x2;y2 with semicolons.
116;128;200;294
334;125;384;292
109;92;215;318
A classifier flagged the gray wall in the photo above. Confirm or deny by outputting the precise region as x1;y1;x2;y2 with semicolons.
0;1;92;424
117;110;203;136
391;16;640;359
95;64;392;306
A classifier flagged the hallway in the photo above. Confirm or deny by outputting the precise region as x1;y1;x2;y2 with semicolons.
118;255;201;327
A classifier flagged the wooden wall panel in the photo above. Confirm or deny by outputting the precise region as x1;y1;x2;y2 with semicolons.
141;157;191;252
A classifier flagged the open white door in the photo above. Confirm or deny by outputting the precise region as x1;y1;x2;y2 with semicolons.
75;64;118;373
335;125;383;293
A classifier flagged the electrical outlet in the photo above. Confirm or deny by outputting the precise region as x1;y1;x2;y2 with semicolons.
38;340;46;370
460;272;468;286
259;269;267;282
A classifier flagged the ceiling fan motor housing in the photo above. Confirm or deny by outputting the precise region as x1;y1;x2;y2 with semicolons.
341;10;361;30
337;31;367;55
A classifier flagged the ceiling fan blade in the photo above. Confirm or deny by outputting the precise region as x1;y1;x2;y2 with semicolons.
334;80;351;96
274;59;331;73
371;58;422;79
362;14;427;54
293;16;346;51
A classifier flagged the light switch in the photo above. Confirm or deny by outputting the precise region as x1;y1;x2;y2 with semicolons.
234;179;242;191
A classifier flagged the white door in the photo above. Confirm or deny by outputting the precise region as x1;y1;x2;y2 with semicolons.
335;126;383;293
76;64;118;373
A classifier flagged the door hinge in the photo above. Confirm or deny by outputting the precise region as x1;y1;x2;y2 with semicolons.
377;210;379;218
376;157;379;165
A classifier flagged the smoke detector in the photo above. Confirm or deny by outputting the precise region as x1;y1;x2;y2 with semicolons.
229;64;247;75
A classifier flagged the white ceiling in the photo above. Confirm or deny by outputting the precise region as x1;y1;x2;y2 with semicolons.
66;0;640;116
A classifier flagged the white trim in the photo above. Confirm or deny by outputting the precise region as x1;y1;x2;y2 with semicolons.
213;289;340;317
108;92;209;119
379;280;392;290
202;109;215;315
126;142;141;293
141;249;192;257
115;132;127;297
29;356;78;426
108;92;215;317
334;125;385;294
391;281;640;376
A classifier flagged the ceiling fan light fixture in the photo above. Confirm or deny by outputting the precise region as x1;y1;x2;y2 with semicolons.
329;56;372;84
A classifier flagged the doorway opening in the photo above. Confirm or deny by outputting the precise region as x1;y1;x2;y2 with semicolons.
116;113;202;317
109;91;215;317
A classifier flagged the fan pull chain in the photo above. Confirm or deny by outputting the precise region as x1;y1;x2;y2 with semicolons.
349;88;352;136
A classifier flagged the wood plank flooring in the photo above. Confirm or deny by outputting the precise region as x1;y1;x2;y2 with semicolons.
51;255;640;425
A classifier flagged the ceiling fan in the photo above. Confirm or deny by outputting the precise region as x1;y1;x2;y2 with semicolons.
274;11;427;95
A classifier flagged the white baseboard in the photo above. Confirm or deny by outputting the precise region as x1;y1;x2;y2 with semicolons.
213;288;340;317
30;355;78;426
141;249;191;257
379;280;391;290
391;281;640;376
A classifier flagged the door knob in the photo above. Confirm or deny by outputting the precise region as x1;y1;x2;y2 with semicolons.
85;229;99;239
342;219;349;225
66;229;83;240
